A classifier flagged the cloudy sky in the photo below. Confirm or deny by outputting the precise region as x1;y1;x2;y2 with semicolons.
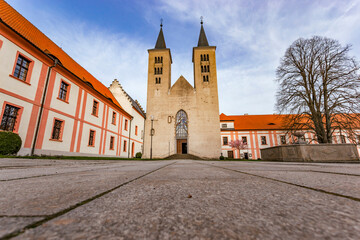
8;0;360;115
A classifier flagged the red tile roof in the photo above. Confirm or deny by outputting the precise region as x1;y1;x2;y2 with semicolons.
220;113;287;130
0;0;123;110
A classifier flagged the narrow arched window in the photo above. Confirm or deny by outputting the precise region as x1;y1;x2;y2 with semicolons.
154;68;156;74
201;66;204;72
203;76;206;82
161;56;163;63
158;77;161;84
207;54;209;61
206;75;209;81
201;55;203;61
155;57;157;63
160;67;163;74
207;65;210;72
176;110;188;139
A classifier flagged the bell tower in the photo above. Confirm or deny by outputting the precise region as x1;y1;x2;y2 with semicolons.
193;18;218;94
143;22;172;158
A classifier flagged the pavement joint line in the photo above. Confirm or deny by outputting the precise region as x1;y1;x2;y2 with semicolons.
308;170;360;177
243;169;360;177
199;162;360;203
0;165;131;182
0;161;177;240
0;215;48;218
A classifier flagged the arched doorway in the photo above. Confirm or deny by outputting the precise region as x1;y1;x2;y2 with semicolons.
175;110;188;154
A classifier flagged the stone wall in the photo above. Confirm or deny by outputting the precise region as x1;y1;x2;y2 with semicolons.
261;144;360;162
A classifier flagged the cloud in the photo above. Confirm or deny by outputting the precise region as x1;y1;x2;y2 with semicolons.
146;0;360;114
10;0;360;115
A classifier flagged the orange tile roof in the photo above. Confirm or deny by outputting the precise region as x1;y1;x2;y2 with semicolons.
220;113;287;130
220;113;360;131
0;1;123;110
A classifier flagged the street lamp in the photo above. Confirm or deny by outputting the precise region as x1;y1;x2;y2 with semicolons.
150;115;154;160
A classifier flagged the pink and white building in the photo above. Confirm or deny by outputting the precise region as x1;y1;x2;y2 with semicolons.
0;1;144;157
220;113;360;159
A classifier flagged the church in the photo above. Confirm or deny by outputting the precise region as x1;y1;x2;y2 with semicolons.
142;21;221;159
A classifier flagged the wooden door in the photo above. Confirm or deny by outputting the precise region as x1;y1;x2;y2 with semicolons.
177;139;187;154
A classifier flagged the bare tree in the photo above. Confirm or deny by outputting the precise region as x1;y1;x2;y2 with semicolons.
276;36;360;143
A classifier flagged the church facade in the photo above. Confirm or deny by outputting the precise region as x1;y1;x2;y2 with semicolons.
142;22;221;159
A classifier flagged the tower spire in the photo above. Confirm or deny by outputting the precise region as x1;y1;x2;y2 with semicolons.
155;19;166;49
197;16;209;47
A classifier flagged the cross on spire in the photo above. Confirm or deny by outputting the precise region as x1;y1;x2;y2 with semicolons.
160;18;163;28
200;16;203;24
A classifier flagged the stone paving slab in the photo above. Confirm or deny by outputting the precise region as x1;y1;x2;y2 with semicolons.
0;217;43;238
14;161;360;240
205;161;360;200
208;161;360;175
1;159;360;239
0;160;173;215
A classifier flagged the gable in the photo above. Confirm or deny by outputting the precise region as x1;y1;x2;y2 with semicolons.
170;76;194;96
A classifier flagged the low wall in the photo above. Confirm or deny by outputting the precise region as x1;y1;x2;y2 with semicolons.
261;144;360;162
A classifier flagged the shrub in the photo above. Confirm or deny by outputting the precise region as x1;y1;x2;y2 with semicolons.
0;131;22;155
219;155;225;160
135;152;142;158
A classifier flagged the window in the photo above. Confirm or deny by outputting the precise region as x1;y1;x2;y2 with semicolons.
51;119;63;140
280;135;286;145
13;54;30;81
340;135;346;143
110;136;115;150
58;81;69;101
88;130;95;146
124;119;128;130
261;136;267;145
131;142;135;157
201;66;204;72
221;124;227;128
123;140;127;152
207;65;210;72
160;56;163;63
176;110;188;139
0;104;20;132
242;136;247;144
203;75;209;82
201;55;203;61
92;100;98;116
160;67;163;74
155;77;161;84
223;137;228;145
206;54;209;61
135;126;138;135
112;112;116;124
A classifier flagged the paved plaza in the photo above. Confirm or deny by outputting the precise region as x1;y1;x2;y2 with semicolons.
0;159;359;239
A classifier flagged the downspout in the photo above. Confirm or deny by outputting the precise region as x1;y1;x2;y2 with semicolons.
127;118;132;158
31;59;59;156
